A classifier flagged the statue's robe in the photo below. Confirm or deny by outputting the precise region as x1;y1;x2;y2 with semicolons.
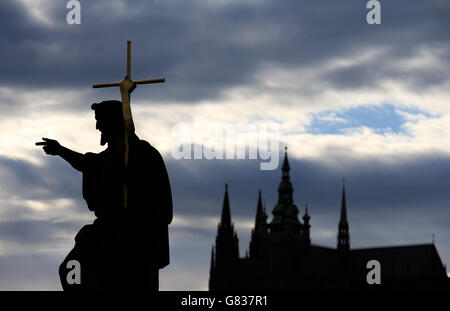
59;134;172;291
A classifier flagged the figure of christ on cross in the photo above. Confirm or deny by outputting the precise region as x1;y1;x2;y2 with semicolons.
35;41;173;291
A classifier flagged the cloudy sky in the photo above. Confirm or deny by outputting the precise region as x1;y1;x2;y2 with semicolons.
0;0;449;290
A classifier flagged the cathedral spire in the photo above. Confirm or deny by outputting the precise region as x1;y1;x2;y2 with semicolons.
212;184;240;290
340;179;348;226
220;183;232;228
255;190;267;231
303;204;310;224
271;146;300;226
338;180;350;251
303;204;311;245
282;146;290;180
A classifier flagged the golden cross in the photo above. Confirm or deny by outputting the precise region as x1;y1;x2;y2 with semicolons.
92;40;165;208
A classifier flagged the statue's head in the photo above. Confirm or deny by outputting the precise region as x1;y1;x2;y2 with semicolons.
91;100;125;146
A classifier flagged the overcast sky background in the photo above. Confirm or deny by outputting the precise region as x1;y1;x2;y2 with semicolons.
0;0;449;290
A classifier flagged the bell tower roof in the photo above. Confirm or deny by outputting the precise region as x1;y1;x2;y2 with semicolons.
271;147;300;225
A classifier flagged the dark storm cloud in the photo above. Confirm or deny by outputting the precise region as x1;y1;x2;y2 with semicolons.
0;219;78;245
0;0;449;107
0;156;88;255
0;253;62;290
324;48;450;91
0;154;81;201
166;152;450;223
4;148;449;232
0;156;44;196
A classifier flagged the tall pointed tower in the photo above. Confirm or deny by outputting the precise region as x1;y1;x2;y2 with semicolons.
265;147;308;289
337;181;350;251
254;190;268;233
271;147;301;233
210;184;239;290
249;190;268;258
303;204;311;246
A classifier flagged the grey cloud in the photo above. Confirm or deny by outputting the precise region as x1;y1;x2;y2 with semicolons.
2;147;450;247
0;154;81;201
0;253;62;290
324;47;450;91
0;0;449;106
166;152;450;219
0;219;78;246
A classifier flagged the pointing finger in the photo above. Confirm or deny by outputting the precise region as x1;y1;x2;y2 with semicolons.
35;142;47;146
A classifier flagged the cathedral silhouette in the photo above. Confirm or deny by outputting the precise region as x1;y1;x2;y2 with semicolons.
209;149;449;291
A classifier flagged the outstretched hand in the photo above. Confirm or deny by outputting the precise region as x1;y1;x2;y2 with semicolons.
35;138;61;156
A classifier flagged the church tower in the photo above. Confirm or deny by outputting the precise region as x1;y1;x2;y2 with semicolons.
264;147;309;289
254;190;268;233
270;147;302;233
249;190;268;258
337;182;350;251
210;184;240;290
303;204;311;246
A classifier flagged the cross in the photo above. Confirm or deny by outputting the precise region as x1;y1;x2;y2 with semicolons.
92;40;165;208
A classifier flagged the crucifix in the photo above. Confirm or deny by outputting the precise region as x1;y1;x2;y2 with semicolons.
92;40;165;208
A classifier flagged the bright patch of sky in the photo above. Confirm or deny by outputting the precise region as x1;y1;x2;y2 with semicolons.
307;104;432;135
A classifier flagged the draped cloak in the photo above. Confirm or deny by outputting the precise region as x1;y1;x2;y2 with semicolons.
59;134;172;290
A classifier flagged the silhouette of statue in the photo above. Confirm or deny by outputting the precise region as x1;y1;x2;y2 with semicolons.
36;100;173;291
